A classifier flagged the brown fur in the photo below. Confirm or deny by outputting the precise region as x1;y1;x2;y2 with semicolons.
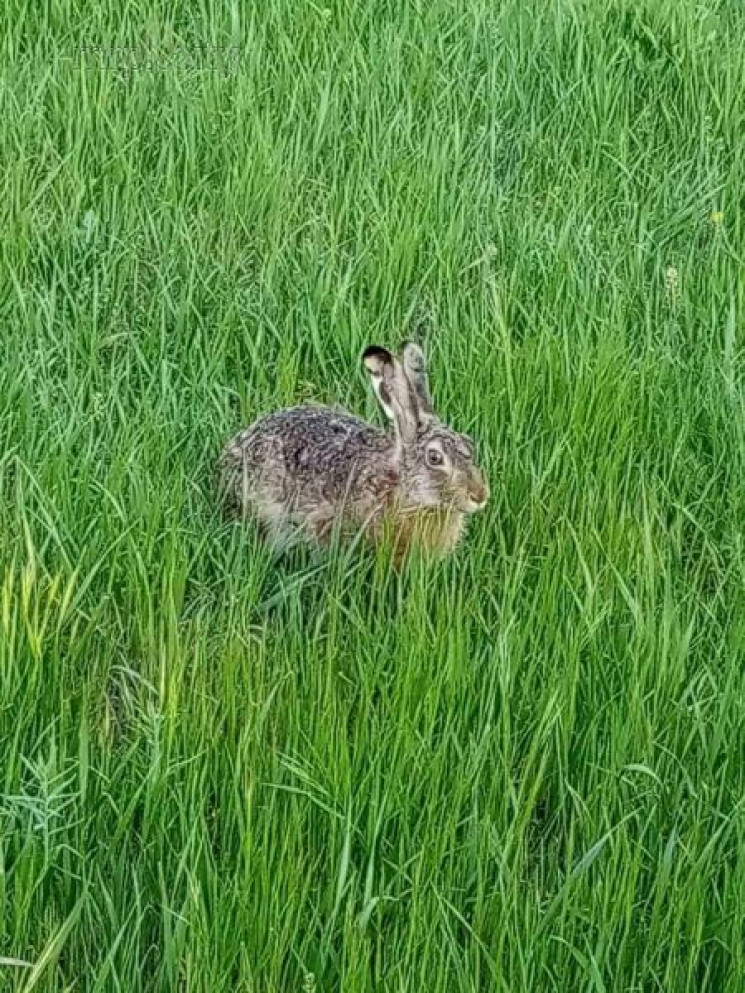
389;507;466;569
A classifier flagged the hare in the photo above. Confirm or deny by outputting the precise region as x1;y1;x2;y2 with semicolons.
219;343;489;566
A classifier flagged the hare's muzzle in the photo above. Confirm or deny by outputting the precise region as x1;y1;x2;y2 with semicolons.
464;471;489;513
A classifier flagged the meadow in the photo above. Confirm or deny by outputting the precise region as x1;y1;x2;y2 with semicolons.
2;0;745;989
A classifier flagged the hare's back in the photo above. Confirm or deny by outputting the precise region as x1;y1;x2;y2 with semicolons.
224;404;385;458
221;405;390;493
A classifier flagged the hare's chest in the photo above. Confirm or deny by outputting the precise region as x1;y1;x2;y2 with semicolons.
392;508;466;562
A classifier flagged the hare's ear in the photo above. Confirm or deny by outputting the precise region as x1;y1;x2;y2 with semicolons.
402;342;435;417
362;345;419;443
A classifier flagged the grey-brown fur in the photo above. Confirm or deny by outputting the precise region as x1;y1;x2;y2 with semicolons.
219;344;489;564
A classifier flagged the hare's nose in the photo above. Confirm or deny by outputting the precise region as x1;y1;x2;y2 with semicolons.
470;475;489;508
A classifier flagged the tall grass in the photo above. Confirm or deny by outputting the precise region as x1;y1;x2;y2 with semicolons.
1;0;745;988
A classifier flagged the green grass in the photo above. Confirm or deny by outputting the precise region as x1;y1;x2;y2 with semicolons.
2;0;745;988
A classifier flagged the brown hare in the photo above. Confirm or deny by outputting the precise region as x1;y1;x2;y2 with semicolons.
219;343;489;567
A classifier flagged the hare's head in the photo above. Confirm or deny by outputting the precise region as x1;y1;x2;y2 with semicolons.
362;343;489;514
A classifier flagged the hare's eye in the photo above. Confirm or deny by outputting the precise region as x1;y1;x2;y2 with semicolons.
426;446;444;467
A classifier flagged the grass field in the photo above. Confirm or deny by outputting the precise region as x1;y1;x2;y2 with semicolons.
2;0;745;989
